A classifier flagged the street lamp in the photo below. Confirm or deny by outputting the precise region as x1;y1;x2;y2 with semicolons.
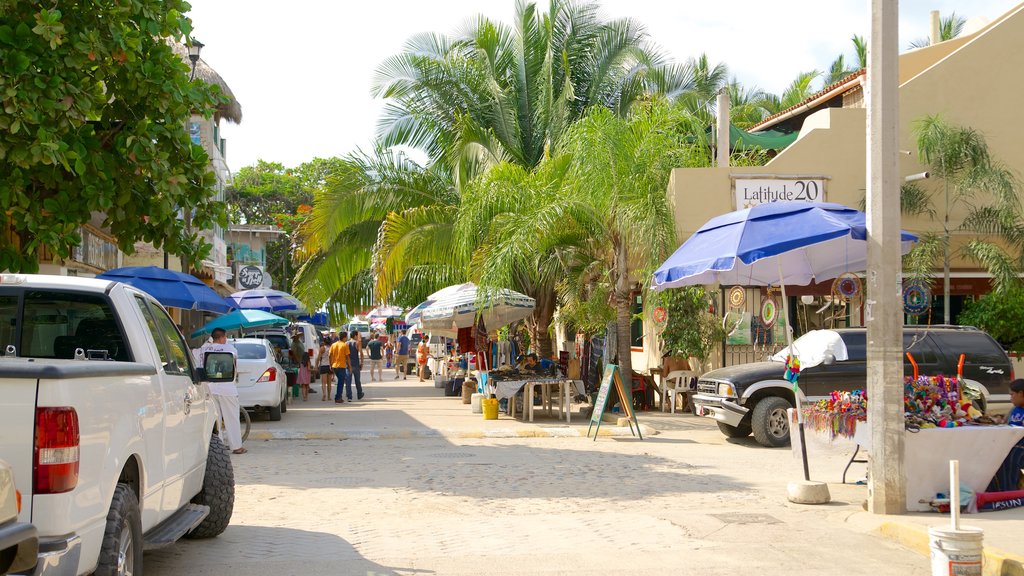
165;39;204;270
187;39;203;81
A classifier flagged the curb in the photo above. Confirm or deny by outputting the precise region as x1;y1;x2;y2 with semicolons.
247;423;657;441
875;520;1024;576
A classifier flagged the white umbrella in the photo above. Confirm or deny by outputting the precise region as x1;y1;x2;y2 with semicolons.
367;305;404;319
418;282;535;331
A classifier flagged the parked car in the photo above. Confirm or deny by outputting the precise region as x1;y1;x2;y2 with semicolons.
0;274;233;575
693;326;1013;447
229;338;288;421
244;328;291;365
0;459;36;575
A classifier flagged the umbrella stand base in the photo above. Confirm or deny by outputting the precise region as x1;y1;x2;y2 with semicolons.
787;480;831;504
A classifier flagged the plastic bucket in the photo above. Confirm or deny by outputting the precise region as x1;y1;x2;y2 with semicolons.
482;397;499;420
470;393;484;413
928;526;983;576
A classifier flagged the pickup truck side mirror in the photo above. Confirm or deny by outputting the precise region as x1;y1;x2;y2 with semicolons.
822;353;836;366
200;351;236;382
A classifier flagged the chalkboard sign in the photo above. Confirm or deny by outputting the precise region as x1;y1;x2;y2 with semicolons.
587;364;642;440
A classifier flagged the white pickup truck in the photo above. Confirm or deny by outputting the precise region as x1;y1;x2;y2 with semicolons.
0;274;235;575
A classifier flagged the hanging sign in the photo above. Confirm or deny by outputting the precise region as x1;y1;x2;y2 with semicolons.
733;177;827;209
587;364;642;441
236;265;265;290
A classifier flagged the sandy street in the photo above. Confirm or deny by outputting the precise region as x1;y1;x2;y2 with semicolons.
142;375;931;575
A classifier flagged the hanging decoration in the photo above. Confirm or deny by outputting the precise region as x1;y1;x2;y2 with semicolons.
902;280;931;316
728;286;746;309
760;295;778;328
831;272;862;303
722;310;744;337
652;306;668;332
803;390;868;440
783;355;801;386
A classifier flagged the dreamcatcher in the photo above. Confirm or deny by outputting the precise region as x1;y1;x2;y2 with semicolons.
902;280;932;321
827;272;863;329
754;288;779;356
727;286;746;310
652;306;669;334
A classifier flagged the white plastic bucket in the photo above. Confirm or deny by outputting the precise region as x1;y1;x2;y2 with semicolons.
928;526;983;576
470;393;484;414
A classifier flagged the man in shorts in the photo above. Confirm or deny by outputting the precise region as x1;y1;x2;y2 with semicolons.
366;332;384;381
396;330;410;380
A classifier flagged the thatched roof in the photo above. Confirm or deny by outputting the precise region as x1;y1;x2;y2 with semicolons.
171;43;242;124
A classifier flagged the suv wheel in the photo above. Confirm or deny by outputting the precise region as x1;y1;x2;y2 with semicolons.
186;434;235;539
751;396;792;447
718;421;752;438
95;484;142;576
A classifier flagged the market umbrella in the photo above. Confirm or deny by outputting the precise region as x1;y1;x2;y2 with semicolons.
651;201;918;480
98;266;233;313
367;305;404;319
418;282;535;331
226;288;306;313
404;284;469;326
190;309;289;339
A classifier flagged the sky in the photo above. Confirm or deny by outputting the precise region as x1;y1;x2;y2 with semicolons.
184;0;1020;173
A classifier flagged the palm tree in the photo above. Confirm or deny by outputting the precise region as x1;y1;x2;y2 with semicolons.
908;12;967;49
727;79;775;129
906;115;1021;322
540;102;691;379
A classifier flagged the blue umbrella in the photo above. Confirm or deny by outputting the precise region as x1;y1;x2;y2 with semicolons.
98;266;233;313
652;202;918;289
227;289;306;313
651;201;918;482
191;309;288;339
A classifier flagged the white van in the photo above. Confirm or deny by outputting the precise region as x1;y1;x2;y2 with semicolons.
342;321;371;344
287;321;320;364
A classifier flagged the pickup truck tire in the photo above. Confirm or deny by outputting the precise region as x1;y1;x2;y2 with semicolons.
717;421;752;438
751;396;792;448
95;483;142;576
268;402;282;421
186;434;235;539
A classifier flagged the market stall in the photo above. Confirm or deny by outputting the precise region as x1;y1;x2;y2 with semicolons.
805;375;1024;512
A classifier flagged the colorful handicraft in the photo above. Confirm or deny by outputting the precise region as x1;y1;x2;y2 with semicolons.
783;355;800;385
804;390;867;440
903;375;982;429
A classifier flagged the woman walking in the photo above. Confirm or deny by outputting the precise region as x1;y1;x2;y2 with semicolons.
317;337;332;401
416;335;430;382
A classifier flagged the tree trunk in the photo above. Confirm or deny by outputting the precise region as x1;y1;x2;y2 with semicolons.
612;240;633;382
526;287;557;360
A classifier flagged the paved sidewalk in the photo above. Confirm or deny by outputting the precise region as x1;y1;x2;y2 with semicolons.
246;370;1023;572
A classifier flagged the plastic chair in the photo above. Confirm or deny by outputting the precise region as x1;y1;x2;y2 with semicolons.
664;359;699;414
630;374;649;411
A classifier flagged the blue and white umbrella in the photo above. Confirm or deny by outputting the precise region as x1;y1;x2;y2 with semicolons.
418;282;535;331
651;201;917;481
367;305;405;319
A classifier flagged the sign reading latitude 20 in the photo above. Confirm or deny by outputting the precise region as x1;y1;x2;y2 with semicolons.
237;265;265;290
733;175;828;210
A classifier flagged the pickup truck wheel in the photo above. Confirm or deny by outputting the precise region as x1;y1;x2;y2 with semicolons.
186;434;235;539
751;396;792;448
95;483;142;576
268;402;282;421
717;421;752;438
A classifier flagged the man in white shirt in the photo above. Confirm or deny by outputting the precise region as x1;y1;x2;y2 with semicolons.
194;328;245;454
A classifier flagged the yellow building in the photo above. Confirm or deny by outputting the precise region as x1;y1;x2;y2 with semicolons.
645;3;1024;371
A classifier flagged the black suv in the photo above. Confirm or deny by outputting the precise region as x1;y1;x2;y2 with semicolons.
692;326;1013;447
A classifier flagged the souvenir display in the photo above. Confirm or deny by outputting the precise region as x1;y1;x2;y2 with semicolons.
831;272;862;303
728;285;746;309
902;280;931;316
804;390;867;440
903;375;983;429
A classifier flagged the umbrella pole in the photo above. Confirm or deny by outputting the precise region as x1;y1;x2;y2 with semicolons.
777;258;810;482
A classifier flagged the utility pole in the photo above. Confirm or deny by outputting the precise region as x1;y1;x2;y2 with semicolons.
716;88;730;169
866;0;906;514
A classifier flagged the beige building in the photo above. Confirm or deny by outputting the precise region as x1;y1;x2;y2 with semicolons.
639;3;1024;372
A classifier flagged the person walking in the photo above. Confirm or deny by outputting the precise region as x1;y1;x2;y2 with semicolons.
194;328;246;454
329;333;350;404
346;330;365;400
416;335;431;383
396;330;410;380
366;332;384;381
316;338;332;401
384;337;394;370
292;332;312;401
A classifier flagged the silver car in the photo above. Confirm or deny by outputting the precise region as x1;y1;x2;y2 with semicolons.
229;338;288;421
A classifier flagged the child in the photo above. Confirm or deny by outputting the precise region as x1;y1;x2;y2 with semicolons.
1009;379;1024;427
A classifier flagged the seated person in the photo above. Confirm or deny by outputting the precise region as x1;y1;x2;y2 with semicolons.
518;354;542;372
988;379;1024;492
